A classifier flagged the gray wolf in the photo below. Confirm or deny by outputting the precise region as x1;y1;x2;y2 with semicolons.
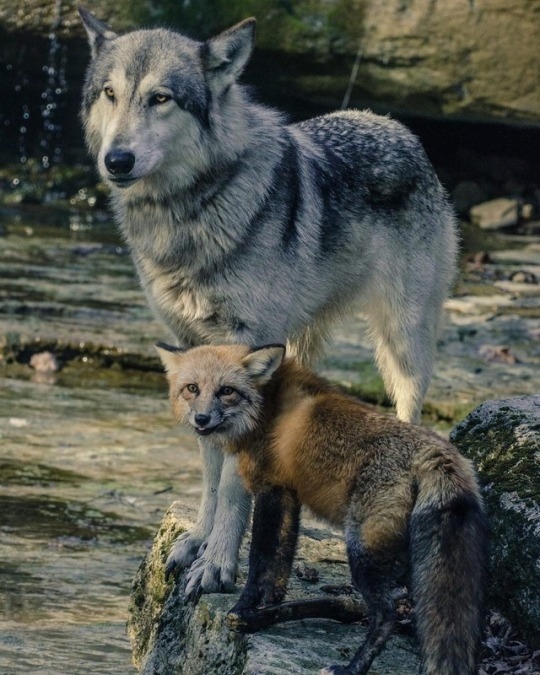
79;8;458;597
157;342;487;675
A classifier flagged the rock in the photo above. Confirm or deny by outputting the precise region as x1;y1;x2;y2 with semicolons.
470;198;520;230
357;0;540;124
509;271;537;284
127;503;420;674
29;351;59;372
0;0;539;129
451;180;488;216
478;344;520;364
521;203;534;221
450;396;540;644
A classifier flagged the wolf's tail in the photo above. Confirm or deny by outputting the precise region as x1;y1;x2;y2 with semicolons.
411;445;487;675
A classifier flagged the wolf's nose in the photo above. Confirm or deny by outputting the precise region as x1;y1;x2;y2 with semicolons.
194;414;211;427
104;150;135;176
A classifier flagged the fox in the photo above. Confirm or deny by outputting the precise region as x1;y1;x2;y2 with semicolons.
156;342;487;675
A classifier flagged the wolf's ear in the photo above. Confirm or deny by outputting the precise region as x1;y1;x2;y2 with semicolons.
242;344;285;384
154;342;188;374
201;18;256;91
79;7;117;59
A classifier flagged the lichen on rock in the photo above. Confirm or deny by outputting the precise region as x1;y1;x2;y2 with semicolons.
127;502;420;674
450;395;540;644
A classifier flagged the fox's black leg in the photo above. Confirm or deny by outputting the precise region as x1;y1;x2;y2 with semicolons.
229;486;300;614
322;525;396;675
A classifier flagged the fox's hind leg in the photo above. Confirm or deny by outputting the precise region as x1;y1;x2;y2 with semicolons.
322;495;410;675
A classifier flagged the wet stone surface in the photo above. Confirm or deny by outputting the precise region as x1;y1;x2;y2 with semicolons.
0;204;539;673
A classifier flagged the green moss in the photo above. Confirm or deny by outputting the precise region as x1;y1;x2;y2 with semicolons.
323;358;390;407
453;281;506;297
421;399;479;425
0;459;85;486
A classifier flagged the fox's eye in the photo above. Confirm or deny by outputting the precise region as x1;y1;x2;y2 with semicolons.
186;383;199;394
104;86;115;101
219;386;235;397
150;93;171;106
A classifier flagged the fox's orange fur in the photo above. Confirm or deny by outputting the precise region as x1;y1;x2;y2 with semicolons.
157;343;487;675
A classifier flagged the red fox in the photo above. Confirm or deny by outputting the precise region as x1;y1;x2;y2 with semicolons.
156;342;487;675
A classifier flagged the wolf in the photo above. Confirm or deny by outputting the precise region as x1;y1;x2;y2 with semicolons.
157;342;487;675
79;8;458;597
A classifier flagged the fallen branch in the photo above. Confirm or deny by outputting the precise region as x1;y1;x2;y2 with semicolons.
226;596;368;633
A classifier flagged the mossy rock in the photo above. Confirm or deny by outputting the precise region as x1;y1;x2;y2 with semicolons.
450;395;540;645
127;502;420;674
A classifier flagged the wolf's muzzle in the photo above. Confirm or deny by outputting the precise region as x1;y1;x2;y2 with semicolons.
105;150;135;176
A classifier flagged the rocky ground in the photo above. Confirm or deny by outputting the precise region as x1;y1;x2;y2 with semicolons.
0;188;538;673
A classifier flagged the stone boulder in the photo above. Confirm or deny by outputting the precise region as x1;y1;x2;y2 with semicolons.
0;0;539;126
450;395;540;644
127;503;420;674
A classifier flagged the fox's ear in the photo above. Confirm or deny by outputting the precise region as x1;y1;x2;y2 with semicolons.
154;342;188;374
79;7;117;58
242;344;285;384
201;18;256;91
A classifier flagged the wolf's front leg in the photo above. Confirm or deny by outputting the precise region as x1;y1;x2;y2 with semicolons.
184;449;252;598
165;438;225;577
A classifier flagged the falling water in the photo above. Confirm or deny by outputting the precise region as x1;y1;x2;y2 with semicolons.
38;0;66;169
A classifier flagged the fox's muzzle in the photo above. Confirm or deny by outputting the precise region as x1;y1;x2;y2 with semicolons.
192;412;224;436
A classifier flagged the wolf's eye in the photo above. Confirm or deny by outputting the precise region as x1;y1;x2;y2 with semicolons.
150;93;171;106
185;383;199;394
104;86;115;101
219;386;235;397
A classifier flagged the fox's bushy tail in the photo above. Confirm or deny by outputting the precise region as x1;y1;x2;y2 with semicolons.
411;446;487;675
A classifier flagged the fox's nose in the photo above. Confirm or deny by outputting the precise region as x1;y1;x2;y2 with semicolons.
194;413;211;427
104;150;135;176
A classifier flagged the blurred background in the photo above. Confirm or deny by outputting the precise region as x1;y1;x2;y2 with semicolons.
0;2;538;674
0;0;539;206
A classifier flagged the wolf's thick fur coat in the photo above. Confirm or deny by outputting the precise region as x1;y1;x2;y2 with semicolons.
80;9;458;595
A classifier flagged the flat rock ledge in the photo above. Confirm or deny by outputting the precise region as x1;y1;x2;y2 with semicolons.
450;395;540;645
127;503;420;674
128;396;540;671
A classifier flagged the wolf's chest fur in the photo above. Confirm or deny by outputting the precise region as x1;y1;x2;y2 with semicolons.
137;258;243;344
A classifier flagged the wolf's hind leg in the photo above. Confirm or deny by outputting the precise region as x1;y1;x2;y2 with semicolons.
367;295;441;424
165;439;224;577
184;452;252;598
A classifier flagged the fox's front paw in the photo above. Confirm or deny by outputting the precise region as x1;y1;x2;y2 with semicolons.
320;666;349;675
225;610;250;632
184;553;237;599
165;531;206;579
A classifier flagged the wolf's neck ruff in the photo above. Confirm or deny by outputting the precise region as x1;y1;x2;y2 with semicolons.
110;105;291;275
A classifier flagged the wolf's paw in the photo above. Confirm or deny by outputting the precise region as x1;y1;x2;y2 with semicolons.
184;554;237;599
165;532;205;579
